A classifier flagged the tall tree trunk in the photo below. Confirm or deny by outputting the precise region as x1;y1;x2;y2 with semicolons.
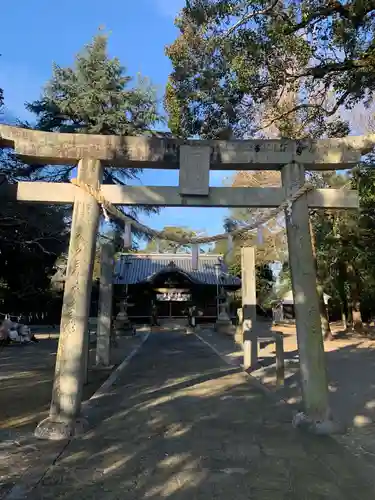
334;209;363;334
309;218;333;340
346;298;353;329
337;261;353;331
317;284;333;340
346;263;363;333
337;263;348;331
340;304;347;330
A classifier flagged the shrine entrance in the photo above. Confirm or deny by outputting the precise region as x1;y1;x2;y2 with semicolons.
113;253;240;323
0;123;368;440
153;272;192;319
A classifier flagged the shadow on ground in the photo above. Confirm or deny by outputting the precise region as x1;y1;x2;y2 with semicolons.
0;337;110;433
0;338;59;432
0;332;145;498
255;338;375;428
25;332;375;500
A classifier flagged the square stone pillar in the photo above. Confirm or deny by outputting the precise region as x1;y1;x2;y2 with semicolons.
241;247;257;369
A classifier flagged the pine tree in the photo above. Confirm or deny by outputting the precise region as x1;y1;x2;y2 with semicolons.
26;33;161;185
25;32;162;244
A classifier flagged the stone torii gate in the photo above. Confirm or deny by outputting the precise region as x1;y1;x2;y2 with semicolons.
0;124;368;439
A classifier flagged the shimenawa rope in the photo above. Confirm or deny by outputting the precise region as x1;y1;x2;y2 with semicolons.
70;178;313;246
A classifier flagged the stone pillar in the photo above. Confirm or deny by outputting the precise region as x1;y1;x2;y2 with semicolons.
241;247;257;370
96;242;114;367
235;308;243;344
281;163;330;423
35;158;102;440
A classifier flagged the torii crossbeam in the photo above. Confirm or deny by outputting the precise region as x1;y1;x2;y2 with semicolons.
0;125;369;439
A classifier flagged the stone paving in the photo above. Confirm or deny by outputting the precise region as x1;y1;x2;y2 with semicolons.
17;331;375;499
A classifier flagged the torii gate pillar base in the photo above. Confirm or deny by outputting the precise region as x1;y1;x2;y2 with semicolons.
292;412;346;435
34;416;88;441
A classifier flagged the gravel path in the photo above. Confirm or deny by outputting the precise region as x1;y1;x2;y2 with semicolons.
23;331;375;499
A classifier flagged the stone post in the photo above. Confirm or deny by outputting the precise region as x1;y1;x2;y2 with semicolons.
96;242;114;367
241;247;257;369
281;163;330;424
235;308;243;344
35;158;102;440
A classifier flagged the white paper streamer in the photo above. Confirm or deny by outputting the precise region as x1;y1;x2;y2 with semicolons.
192;244;199;271
257;225;264;245
101;204;110;222
227;233;233;256
286;200;293;224
123;222;132;249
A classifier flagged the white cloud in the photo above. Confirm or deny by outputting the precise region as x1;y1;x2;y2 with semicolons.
153;0;186;18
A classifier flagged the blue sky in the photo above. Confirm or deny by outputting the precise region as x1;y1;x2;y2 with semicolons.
0;0;231;238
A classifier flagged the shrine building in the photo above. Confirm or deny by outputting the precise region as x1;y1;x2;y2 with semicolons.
113;253;241;323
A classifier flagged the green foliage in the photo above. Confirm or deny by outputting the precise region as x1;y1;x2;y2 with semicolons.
142;226;197;253
165;11;247;138
0;153;69;312
210;237;274;307
0;59;68;314
26;33;161;183
166;0;372;138
0;34;164;314
257;264;275;307
309;166;375;325
25;32;163;245
274;261;292;301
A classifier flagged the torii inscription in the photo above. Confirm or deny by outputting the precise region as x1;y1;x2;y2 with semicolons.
0;125;366;439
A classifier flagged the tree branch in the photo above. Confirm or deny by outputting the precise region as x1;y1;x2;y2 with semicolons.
224;0;280;36
22;239;56;255
288;56;373;80
285;1;375;35
256;87;352;132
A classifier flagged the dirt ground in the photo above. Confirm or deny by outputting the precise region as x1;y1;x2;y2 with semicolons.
269;322;375;429
0;332;143;434
214;320;375;365
198;320;375;462
25;332;375;499
2;328;375;498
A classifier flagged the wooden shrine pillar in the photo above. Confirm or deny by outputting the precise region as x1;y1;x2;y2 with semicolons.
281;163;330;423
241;247;257;370
35;158;102;440
96;242;114;367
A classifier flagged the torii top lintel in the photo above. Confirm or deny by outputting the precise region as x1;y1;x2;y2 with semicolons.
0;124;373;170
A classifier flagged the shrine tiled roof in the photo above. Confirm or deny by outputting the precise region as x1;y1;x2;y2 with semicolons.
114;253;241;287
